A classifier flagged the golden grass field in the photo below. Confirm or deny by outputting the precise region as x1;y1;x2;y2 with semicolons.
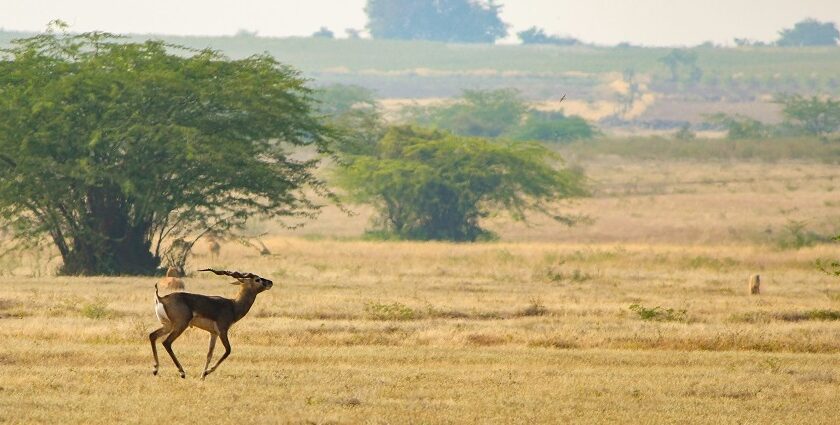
1;157;840;424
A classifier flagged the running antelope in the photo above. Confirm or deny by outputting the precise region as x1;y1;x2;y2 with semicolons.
149;268;273;379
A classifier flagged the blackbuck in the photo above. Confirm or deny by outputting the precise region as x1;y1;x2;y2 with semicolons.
149;268;273;379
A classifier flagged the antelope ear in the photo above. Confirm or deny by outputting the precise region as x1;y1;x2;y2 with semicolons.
228;280;242;285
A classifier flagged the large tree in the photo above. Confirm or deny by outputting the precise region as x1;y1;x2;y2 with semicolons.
365;0;507;43
777;19;839;47
0;26;333;275
337;126;586;241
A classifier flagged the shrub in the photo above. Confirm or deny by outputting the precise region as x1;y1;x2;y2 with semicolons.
629;304;687;322
506;111;595;143
364;302;417;321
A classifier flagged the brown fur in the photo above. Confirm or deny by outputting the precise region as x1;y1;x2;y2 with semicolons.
749;274;760;295
149;269;273;379
208;239;221;259
157;267;185;291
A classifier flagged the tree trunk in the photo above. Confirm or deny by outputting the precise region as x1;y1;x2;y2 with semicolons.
57;191;160;275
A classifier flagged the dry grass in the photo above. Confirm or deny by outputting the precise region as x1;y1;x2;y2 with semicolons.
2;158;840;423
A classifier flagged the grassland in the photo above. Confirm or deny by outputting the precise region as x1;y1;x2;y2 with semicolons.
2;157;839;424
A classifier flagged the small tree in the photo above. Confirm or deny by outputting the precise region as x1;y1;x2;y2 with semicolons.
659;49;702;83
337;126;586;241
777;19;839;47
517;27;579;46
0;26;333;275
312;27;335;39
705;113;771;139
408;89;528;138
365;0;507;43
777;95;840;138
505;111;595;143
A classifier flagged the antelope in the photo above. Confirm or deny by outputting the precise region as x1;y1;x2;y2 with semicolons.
207;237;221;261
149;268;273;379
157;266;185;291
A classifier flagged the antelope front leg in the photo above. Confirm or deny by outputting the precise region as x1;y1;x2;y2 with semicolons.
202;330;231;379
201;334;218;380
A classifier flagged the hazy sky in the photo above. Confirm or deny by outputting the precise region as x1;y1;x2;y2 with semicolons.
4;0;840;46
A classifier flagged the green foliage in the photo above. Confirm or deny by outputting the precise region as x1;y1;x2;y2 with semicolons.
659;49;702;83
517;27;579;46
365;0;507;43
405;89;594;142
777;18;839;47
410;89;528;138
312;27;335;39
629;304;687;322
315;84;384;156
337;126;587;241
81;298;115;320
505;111;595;143
776;219;832;250
817;235;840;278
705;113;771;139
315;84;378;116
0;27;332;275
674;123;696;140
777;95;840;138
365;301;416;320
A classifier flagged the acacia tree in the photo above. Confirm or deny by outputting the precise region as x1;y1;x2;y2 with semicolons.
0;27;333;275
365;0;507;43
777;19;839;47
337;126;586;241
777;95;840;138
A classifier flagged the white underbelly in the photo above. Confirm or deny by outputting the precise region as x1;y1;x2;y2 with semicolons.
154;301;170;324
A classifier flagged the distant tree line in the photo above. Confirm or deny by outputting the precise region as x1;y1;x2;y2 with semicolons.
706;95;840;139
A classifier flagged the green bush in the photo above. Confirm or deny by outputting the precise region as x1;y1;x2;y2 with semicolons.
365;302;417;321
337;126;587;241
505;111;595;143
629;304;687;322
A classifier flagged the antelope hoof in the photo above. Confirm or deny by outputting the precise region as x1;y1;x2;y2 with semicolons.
152;367;158;376
179;371;186;379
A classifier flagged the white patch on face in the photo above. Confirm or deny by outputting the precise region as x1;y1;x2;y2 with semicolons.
155;300;170;324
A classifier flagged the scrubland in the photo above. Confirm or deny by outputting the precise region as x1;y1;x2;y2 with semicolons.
1;157;840;424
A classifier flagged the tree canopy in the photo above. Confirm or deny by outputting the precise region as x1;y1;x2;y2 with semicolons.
777;19;839;47
778;95;840;138
0;26;333;275
402;89;595;142
365;0;508;43
337;126;586;241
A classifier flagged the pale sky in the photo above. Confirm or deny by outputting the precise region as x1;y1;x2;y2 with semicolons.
3;0;840;46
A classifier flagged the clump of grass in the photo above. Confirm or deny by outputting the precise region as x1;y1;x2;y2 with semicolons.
683;255;737;270
775;309;840;322
729;309;840;323
629;304;687;322
364;302;416;321
465;333;507;346
517;297;548;317
80;298;116;320
527;336;579;349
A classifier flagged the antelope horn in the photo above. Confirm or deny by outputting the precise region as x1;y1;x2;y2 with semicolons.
198;268;258;280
